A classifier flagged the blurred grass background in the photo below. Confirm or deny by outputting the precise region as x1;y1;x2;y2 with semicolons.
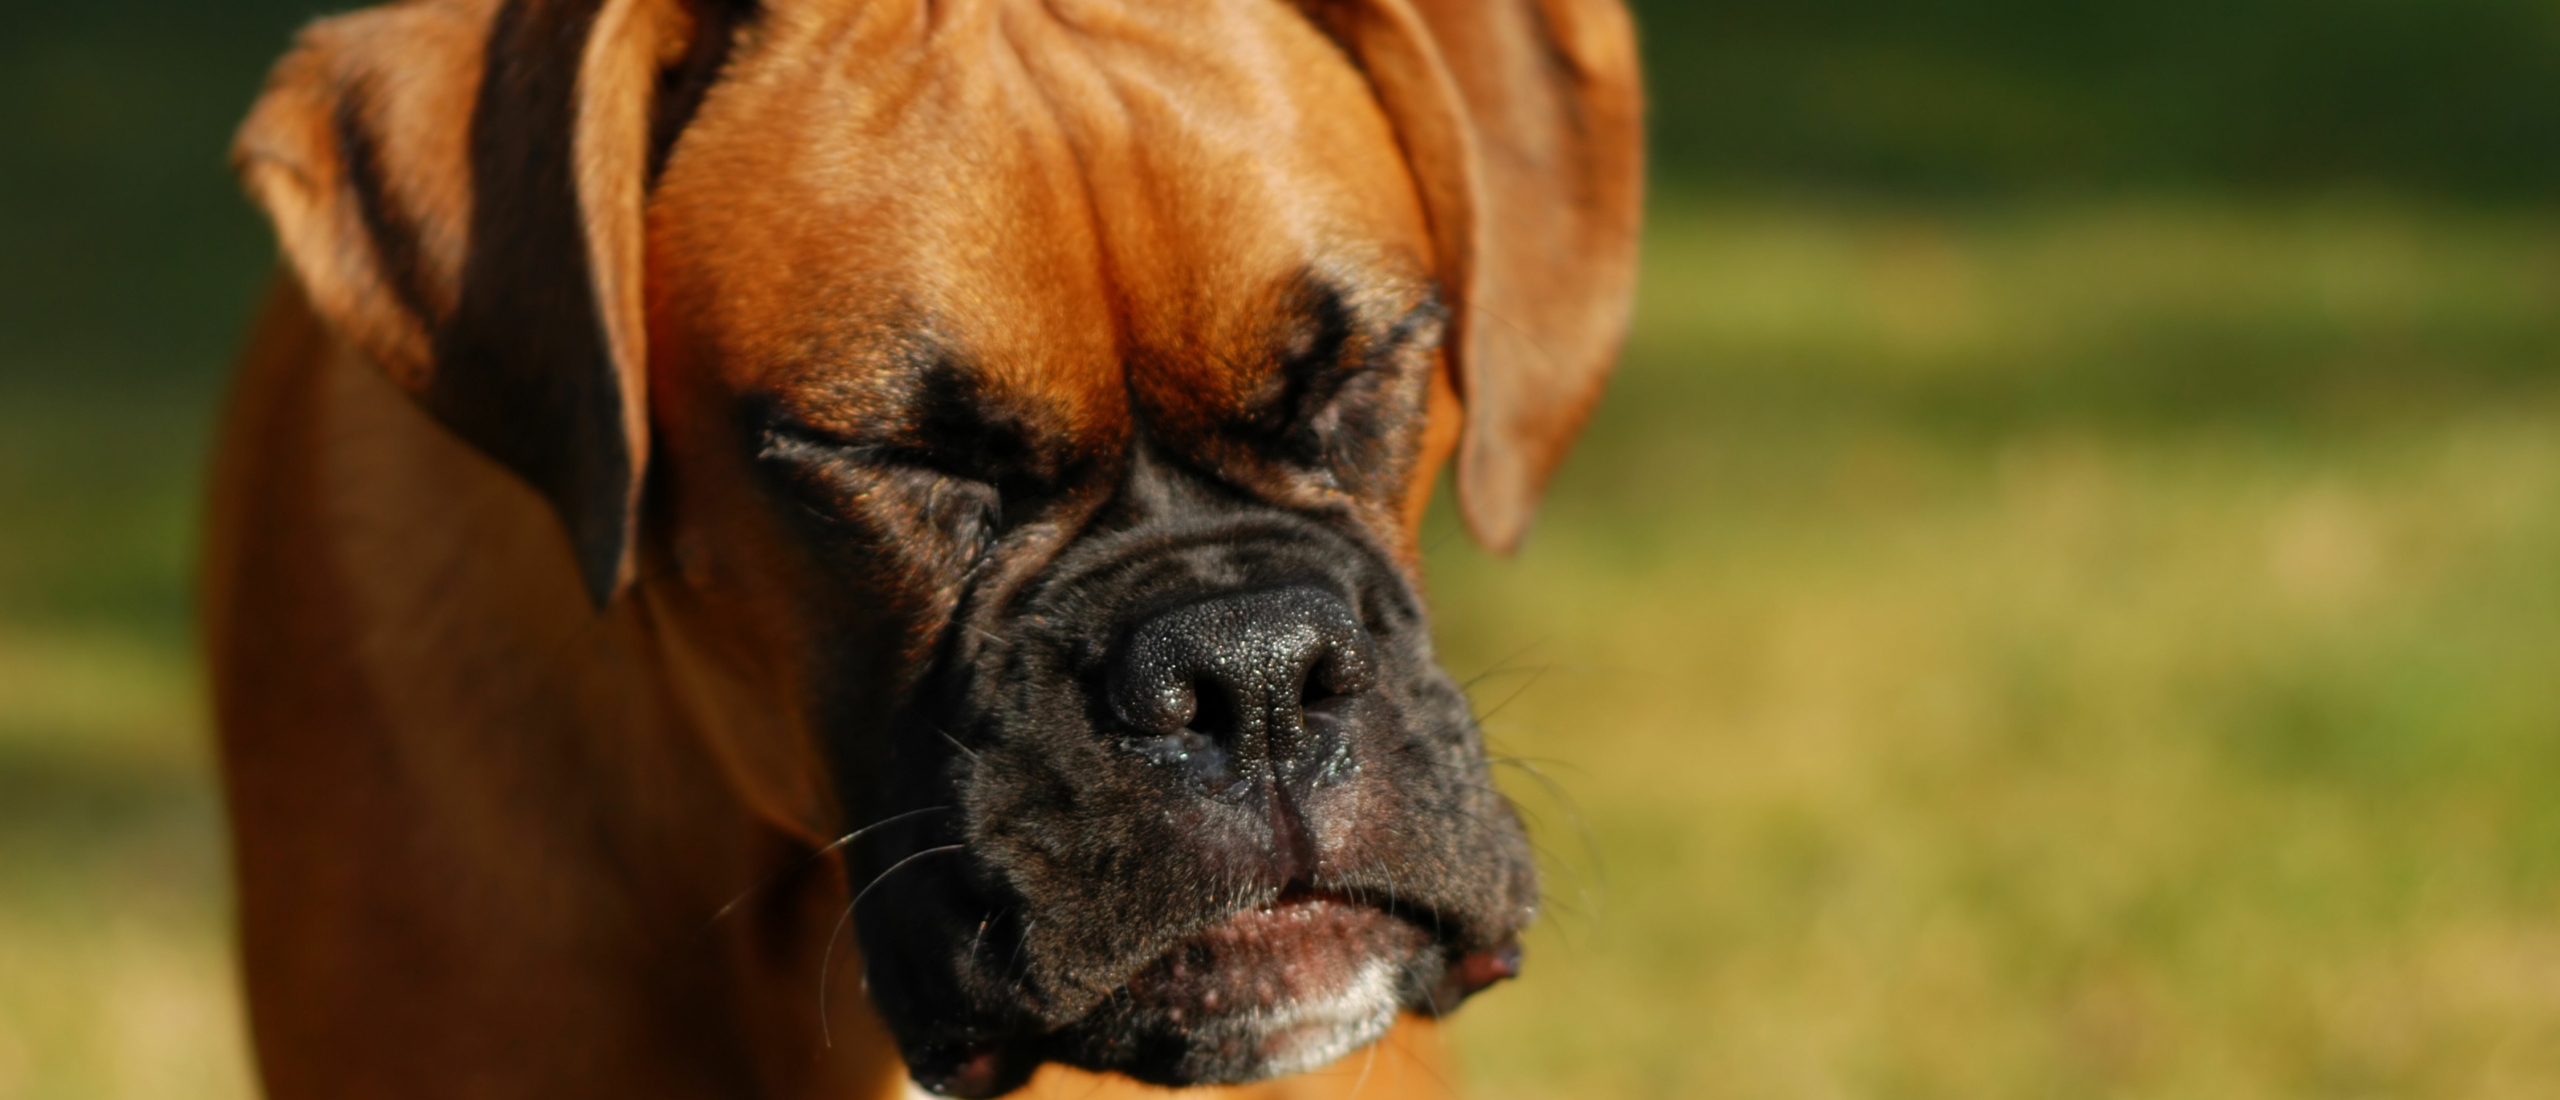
4;1;2560;1097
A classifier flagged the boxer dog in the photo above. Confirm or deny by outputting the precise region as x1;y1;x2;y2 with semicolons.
208;0;1639;1096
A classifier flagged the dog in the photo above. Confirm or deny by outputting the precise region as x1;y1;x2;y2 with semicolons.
206;0;1640;1096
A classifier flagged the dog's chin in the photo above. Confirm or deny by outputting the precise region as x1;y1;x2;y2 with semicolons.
1066;895;1433;1085
908;897;1439;1098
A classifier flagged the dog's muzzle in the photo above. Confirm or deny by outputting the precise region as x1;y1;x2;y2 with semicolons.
849;485;1537;1098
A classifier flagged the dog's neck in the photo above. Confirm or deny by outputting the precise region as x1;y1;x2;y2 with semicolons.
212;285;912;1097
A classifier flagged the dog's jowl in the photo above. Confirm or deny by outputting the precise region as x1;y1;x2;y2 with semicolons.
212;1;1641;1098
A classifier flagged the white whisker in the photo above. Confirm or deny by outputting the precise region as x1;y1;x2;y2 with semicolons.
818;842;967;1046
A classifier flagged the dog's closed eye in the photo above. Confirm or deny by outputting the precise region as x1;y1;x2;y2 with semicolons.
757;422;1007;566
1235;278;1448;491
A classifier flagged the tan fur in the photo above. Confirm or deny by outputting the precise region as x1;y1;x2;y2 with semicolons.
213;0;1640;1095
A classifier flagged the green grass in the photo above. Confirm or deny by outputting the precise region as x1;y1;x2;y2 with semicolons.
6;196;2560;1098
1431;197;2560;1098
0;404;247;1096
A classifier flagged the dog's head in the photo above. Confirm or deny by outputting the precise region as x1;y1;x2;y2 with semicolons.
235;0;1639;1094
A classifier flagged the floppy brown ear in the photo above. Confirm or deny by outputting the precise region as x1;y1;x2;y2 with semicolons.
1301;0;1645;552
233;0;742;606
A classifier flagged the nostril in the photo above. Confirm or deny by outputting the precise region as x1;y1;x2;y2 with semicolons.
1300;686;1352;720
1298;673;1359;722
1186;678;1240;742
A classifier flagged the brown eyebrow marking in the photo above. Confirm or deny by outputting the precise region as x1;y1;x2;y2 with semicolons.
759;323;1082;498
1249;274;1446;445
898;359;1056;491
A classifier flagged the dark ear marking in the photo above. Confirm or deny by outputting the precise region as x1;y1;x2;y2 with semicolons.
423;0;632;608
331;83;435;332
649;0;756;183
1290;0;1644;550
237;0;747;608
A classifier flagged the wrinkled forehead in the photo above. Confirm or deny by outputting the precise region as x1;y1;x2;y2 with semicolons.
647;0;1436;435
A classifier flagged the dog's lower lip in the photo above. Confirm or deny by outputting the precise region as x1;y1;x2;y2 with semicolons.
914;1049;1007;1099
1122;892;1424;1014
1068;892;1415;1080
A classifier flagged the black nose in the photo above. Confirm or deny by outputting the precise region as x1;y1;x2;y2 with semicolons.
1107;586;1377;784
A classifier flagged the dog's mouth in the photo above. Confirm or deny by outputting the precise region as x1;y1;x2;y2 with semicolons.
1111;895;1427;1071
909;892;1520;1098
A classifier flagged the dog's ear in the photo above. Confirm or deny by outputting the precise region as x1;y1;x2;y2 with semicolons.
234;0;747;606
1301;0;1644;552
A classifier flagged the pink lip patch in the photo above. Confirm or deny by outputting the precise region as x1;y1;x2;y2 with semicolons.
1125;897;1428;1017
1451;940;1522;995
